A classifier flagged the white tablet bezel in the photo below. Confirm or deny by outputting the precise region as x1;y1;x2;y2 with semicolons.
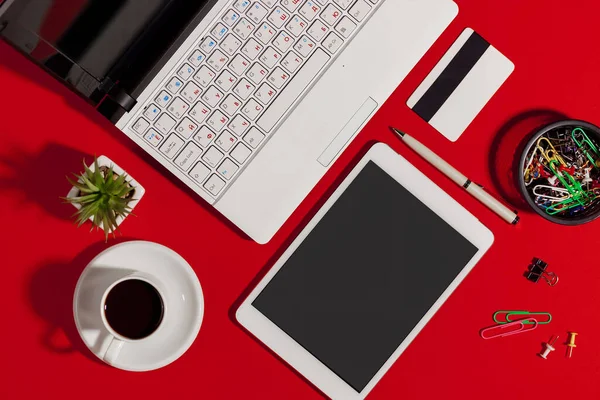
236;143;494;399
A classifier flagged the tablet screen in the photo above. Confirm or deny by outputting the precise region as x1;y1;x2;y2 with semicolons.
252;161;478;392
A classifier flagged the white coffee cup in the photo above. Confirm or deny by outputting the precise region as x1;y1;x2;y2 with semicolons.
99;272;167;365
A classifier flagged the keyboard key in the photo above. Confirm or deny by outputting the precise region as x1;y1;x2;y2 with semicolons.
166;77;183;93
261;0;277;7
144;129;163;147
220;34;243;55
202;86;224;107
308;20;328;41
349;0;371;22
211;22;228;39
267;7;290;29
255;83;276;104
215;131;237;152
202;146;224;168
335;16;357;38
167;97;190;119
230;142;252;164
222;9;240;27
267;67;290;89
220;94;242;116
188;50;206;67
159;134;185;159
322;32;343;53
175;117;198;139
257;49;329;132
233;18;254;40
286;15;308;37
194;66;216;87
174;142;203;171
255;22;277;45
321;4;342;26
281;51;303;73
177;63;195;80
204;174;226;196
143;104;161;121
189;102;211;123
281;0;302;12
155;113;177;134
181;82;202;103
155;90;172;107
246;2;268;24
229;54;251;75
217;158;239;180
233;0;252;12
293;35;316;57
194;126;216;147
216;70;237;91
233;78;255;99
273;31;294;52
299;1;320;20
207;110;228;131
132;118;150;134
241;99;263;120
243;127;265;148
199;36;217;53
229;114;251;136
334;0;353;9
259;47;281;68
189;161;211;184
207;49;228;71
241;38;264;60
246;63;268;84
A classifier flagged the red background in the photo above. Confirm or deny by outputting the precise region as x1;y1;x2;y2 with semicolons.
1;1;599;398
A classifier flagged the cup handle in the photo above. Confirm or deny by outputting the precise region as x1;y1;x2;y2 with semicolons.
103;337;125;365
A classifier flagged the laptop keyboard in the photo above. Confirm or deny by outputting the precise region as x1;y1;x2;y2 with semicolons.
130;0;380;199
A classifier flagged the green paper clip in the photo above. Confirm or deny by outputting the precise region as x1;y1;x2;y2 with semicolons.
493;310;552;325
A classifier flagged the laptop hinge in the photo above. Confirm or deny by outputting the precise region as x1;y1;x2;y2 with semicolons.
98;77;137;112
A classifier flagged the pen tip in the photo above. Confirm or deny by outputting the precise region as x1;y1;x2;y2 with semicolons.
389;127;406;137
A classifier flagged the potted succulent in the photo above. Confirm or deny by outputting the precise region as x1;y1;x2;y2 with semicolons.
64;156;144;240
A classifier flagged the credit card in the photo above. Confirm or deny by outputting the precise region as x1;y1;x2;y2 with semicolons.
407;28;514;142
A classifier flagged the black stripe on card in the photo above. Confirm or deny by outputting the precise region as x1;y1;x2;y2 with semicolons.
412;32;490;122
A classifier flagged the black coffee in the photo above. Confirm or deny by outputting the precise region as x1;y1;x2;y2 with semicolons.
104;279;164;340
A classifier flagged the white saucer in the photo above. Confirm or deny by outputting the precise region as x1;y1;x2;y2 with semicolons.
73;241;204;371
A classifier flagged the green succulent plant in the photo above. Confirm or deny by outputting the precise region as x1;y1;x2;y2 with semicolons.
63;157;135;241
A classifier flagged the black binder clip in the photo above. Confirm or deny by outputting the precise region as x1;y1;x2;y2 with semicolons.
525;258;558;286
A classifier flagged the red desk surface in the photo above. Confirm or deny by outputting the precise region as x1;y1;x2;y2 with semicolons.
1;1;599;399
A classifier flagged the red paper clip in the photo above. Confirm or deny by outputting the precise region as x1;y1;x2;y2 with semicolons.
480;318;538;340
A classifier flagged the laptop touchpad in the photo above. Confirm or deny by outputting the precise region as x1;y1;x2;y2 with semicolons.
317;97;378;167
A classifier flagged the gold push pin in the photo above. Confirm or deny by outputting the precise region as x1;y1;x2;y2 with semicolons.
566;331;578;358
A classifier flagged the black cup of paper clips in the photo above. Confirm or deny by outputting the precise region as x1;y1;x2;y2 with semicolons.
519;120;600;224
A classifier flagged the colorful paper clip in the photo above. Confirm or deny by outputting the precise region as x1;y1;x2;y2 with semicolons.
480;318;539;340
493;310;552;325
526;258;559;286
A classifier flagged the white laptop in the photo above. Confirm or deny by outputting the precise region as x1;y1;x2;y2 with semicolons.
1;0;458;243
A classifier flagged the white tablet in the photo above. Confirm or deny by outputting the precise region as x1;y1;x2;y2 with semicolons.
236;143;494;399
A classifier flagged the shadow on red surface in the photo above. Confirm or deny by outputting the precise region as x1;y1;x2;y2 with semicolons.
27;238;133;366
0;142;92;220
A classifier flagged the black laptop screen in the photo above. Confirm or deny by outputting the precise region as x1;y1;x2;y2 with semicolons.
1;0;212;80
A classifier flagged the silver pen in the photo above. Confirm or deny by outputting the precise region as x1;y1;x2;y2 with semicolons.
390;127;519;224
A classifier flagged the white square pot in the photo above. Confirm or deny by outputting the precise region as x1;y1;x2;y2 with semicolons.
66;155;145;230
